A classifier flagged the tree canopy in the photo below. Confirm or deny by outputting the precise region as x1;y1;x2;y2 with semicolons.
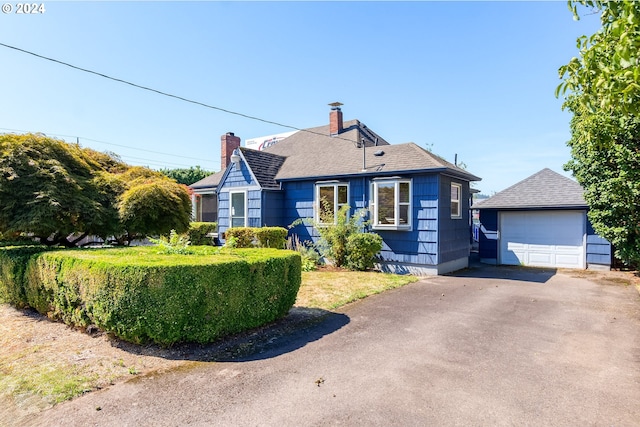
557;1;640;116
558;1;640;264
160;166;213;186
0;133;193;246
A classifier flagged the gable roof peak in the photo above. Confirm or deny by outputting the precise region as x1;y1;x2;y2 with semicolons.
475;168;586;209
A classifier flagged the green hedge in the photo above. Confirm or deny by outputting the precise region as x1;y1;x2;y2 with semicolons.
2;246;301;345
188;222;217;245
0;245;50;307
254;227;288;249
225;227;255;248
225;226;288;249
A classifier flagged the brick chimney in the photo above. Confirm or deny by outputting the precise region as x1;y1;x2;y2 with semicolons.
329;102;343;135
221;132;241;169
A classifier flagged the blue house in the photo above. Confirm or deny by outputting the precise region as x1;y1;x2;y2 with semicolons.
191;105;480;275
474;168;611;270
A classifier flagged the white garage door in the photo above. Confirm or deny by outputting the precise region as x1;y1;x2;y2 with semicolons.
500;211;586;269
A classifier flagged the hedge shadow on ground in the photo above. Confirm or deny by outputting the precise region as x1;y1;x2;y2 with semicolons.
109;307;350;363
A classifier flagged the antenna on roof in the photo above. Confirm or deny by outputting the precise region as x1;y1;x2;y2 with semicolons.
455;153;458;167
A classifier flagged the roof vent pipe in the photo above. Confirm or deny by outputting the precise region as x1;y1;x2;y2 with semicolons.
362;138;367;172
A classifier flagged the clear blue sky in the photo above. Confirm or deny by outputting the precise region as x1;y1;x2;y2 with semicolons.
0;1;600;194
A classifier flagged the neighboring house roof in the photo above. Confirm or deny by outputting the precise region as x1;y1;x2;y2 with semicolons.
190;170;224;190
263;120;479;181
474;168;587;210
239;147;286;190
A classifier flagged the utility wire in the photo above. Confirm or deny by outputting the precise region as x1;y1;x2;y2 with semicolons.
0;42;360;145
0;127;219;167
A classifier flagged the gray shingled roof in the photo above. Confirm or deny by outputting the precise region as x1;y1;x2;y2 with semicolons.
190;170;224;190
474;168;586;209
263;120;479;181
239;147;285;190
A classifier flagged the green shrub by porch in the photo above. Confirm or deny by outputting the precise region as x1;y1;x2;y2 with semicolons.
187;222;218;245
225;226;288;249
5;246;301;345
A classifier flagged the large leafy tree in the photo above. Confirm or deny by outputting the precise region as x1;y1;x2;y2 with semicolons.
564;100;640;263
557;1;640;115
0;133;192;246
558;1;640;264
119;177;192;240
160;166;213;186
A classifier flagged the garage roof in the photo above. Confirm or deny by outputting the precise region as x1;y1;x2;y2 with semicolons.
475;168;587;210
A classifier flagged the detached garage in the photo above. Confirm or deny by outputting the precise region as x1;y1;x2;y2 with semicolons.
475;169;610;270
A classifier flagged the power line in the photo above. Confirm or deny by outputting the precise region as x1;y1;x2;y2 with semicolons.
0;42;360;145
0;127;219;167
117;155;207;170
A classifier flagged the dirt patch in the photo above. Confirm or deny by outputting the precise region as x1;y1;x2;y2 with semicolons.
0;303;334;426
0;305;187;425
564;268;640;288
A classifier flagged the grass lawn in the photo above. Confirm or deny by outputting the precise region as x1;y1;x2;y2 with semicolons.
0;268;419;419
296;269;419;310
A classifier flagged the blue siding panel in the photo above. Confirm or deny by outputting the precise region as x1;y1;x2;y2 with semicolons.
586;219;611;266
262;191;285;227
478;209;498;261
437;175;471;263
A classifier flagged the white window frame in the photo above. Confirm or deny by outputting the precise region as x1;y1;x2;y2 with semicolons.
370;179;412;231
229;190;248;228
451;182;462;219
315;182;349;225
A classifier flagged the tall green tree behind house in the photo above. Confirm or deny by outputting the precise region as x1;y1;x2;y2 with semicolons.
557;1;640;116
0;133;192;246
160;166;213;186
558;1;640;264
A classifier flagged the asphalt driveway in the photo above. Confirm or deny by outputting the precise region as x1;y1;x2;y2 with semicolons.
24;266;640;426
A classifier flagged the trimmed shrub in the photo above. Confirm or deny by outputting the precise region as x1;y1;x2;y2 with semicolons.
254;227;288;249
0;245;50;306
225;226;288;249
188;222;217;245
225;227;255;248
345;233;383;271
20;246;301;345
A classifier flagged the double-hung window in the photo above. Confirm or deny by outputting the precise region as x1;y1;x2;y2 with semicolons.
450;183;462;219
315;182;348;225
370;179;412;230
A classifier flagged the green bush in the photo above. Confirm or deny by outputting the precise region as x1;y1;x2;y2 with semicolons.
254;227;288;249
286;235;319;271
225;227;255;248
149;230;193;255
188;222;217;245
0;245;50;306
345;233;383;271
18;246;301;345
